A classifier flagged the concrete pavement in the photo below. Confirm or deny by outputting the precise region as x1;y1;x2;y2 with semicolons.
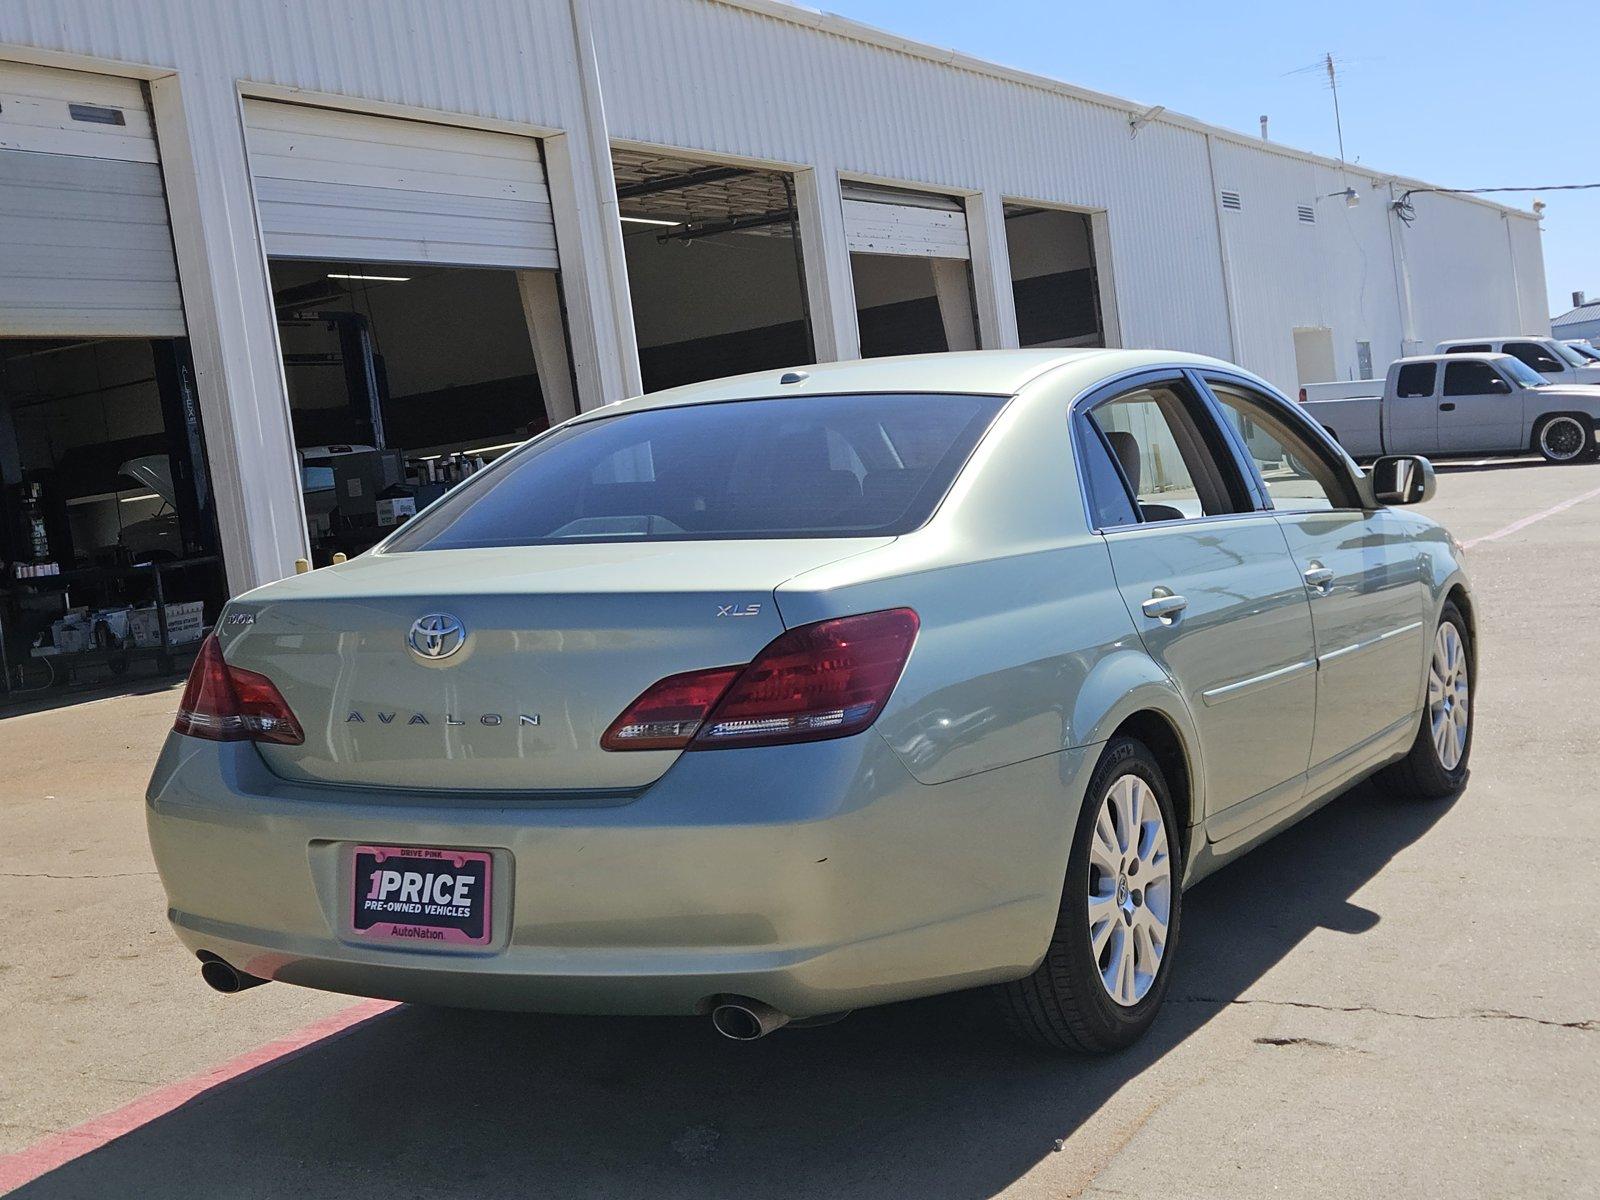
1;457;1596;1198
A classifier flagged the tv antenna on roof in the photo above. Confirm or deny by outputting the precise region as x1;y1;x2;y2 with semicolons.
1287;52;1352;166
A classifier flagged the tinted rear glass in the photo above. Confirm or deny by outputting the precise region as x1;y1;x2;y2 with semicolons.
384;393;1006;550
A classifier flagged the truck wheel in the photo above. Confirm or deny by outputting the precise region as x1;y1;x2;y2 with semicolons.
995;737;1182;1053
1534;415;1590;463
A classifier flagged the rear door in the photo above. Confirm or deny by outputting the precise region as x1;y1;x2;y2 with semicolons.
1437;359;1521;453
1202;375;1430;775
1076;372;1317;824
1384;361;1440;454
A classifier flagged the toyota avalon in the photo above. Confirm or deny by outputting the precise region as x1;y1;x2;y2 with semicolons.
146;349;1474;1051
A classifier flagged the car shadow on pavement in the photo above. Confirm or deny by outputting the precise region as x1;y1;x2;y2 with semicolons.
14;780;1459;1200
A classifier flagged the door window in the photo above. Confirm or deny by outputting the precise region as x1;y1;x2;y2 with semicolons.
1443;361;1511;396
1206;381;1354;512
1082;381;1244;523
1394;363;1436;398
1443;343;1492;354
1503;341;1564;374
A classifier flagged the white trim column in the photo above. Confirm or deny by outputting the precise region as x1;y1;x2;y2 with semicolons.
554;0;642;408
930;258;978;351
148;72;308;594
517;270;578;425
964;190;1018;349
1089;210;1123;348
793;164;861;362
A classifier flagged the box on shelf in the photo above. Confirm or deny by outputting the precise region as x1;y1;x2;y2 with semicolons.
52;617;92;655
130;601;205;648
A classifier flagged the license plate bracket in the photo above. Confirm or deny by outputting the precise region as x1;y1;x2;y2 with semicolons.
350;845;493;946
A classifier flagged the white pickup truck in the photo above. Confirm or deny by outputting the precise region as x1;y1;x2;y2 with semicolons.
1436;336;1600;386
1300;352;1600;463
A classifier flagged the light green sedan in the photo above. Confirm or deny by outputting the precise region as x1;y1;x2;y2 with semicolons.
147;349;1474;1052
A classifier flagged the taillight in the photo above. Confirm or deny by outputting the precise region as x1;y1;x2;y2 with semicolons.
600;665;743;751
173;634;304;745
601;608;919;752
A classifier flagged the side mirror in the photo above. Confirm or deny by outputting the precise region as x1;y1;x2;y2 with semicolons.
1369;455;1436;505
1489;379;1513;394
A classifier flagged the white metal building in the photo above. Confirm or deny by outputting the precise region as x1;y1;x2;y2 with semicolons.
1552;295;1600;345
0;0;1549;601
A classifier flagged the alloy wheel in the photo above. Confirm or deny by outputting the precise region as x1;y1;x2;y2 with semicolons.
1540;417;1585;462
1428;621;1470;771
1087;773;1172;1006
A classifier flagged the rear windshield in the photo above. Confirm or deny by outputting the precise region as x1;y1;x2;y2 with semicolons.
383;392;1006;550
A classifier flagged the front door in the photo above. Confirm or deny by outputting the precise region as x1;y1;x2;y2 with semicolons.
1204;377;1431;771
1080;376;1318;823
1436;359;1522;453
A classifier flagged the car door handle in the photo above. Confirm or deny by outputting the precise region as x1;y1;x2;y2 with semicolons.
1303;564;1335;592
1438;402;1456;411
1141;592;1188;622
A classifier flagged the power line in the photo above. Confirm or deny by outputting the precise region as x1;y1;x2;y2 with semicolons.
1392;183;1600;224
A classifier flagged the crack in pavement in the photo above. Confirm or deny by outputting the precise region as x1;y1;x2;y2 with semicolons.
1174;994;1598;1032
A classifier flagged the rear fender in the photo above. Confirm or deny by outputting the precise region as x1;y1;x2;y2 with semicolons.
1070;647;1205;828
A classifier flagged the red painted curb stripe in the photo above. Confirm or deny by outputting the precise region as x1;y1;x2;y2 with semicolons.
0;999;397;1195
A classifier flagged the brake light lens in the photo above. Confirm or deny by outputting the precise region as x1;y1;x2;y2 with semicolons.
693;608;918;749
603;608;919;753
600;665;743;751
173;634;304;745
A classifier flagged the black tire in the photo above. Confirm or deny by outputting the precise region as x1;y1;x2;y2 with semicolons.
1375;601;1473;799
996;736;1183;1053
1532;414;1591;464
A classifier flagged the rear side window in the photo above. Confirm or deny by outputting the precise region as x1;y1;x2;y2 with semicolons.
1083;381;1247;522
1077;423;1139;529
1443;361;1508;396
1395;363;1436;398
384;393;1005;549
1443;343;1492;354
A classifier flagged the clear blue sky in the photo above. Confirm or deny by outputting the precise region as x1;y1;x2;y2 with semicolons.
829;0;1597;319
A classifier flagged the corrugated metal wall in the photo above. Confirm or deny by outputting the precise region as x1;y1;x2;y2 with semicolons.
0;0;1550;584
1210;140;1407;387
589;0;1235;360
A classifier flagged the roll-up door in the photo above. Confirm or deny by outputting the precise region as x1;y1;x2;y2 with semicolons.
841;183;970;260
242;99;559;269
0;62;186;338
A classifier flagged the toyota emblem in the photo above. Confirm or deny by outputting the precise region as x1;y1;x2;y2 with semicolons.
407;613;467;660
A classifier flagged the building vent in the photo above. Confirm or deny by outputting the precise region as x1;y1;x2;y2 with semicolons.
1297;204;1316;224
1220;190;1242;211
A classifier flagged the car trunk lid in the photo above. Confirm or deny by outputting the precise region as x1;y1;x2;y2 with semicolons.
222;539;890;792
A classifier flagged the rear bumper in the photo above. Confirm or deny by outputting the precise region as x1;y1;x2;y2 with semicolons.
146;733;1092;1017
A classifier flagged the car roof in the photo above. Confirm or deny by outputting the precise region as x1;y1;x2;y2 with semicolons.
582;348;1248;419
1436;336;1550;344
1396;352;1512;363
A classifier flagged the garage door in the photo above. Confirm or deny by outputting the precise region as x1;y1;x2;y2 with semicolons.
243;99;559;269
841;183;970;260
0;62;186;338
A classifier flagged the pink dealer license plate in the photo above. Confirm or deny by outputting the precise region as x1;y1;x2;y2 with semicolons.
351;845;493;946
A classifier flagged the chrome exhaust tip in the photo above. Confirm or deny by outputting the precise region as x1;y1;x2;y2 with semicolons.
198;953;269;994
709;997;790;1041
